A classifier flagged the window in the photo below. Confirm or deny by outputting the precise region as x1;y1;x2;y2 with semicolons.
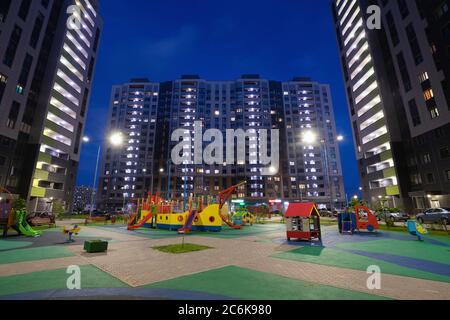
397;0;409;18
429;105;440;119
446;170;450;181
397;52;412;91
17;53;33;90
6;101;21;129
29;12;44;49
406;24;423;65
423;153;432;164
18;0;32;21
418;72;429;83
408;99;421;126
386;11;399;46
3;25;23;67
0;73;7;104
426;173;435;184
0;0;12;23
423;89;434;101
440;147;450;159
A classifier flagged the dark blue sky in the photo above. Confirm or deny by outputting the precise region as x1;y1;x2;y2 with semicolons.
77;0;362;197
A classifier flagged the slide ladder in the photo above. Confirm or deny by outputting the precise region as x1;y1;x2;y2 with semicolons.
178;210;198;234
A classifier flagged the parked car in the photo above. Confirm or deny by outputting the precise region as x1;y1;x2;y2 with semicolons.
26;211;56;227
377;210;410;222
319;210;334;218
416;208;450;225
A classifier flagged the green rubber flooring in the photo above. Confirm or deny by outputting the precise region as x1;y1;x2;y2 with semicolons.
272;246;450;283
144;266;389;300
337;239;450;266
0;246;75;265
0;240;32;251
0;265;129;297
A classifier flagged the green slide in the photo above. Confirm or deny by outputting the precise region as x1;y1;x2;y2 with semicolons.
13;210;42;237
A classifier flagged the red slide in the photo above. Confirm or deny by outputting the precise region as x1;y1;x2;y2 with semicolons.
128;214;153;230
219;213;241;229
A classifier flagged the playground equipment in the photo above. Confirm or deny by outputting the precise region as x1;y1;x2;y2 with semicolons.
0;187;14;237
217;182;245;230
12;210;42;237
63;225;81;243
285;202;322;242
407;220;428;241
126;183;246;234
232;209;255;226
338;206;379;234
127;196;157;230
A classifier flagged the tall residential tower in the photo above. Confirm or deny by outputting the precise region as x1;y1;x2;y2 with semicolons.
332;0;450;212
98;75;346;211
0;0;102;211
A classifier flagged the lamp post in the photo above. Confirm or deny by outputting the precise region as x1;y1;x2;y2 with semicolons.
82;132;124;218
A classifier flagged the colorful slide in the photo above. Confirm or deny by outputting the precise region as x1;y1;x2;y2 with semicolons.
219;213;241;230
13;210;42;237
178;210;198;234
127;213;153;230
407;220;428;241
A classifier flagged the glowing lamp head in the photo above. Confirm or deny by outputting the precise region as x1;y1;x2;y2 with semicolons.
109;132;124;147
302;130;317;145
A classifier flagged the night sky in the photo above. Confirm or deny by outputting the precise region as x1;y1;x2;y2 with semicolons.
77;0;361;198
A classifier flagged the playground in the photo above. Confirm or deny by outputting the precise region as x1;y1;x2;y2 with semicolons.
0;186;449;300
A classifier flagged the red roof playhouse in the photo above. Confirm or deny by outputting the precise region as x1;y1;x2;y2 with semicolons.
285;202;322;242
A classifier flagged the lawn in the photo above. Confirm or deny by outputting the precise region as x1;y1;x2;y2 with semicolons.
153;243;211;254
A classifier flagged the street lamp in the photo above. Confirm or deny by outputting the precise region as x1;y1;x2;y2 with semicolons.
82;131;124;217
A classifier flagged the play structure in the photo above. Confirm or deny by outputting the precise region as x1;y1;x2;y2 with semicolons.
0;188;42;238
232;209;255;226
285;202;322;242
0;187;14;237
126;182;246;234
407;220;428;241
338;206;379;234
63;225;81;243
13;210;42;237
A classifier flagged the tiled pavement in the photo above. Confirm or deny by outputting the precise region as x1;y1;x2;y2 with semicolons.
2;223;450;300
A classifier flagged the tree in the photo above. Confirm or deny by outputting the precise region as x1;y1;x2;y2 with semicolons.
52;200;65;219
12;198;27;211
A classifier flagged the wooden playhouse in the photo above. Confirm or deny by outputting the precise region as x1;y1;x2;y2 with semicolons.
285;202;322;242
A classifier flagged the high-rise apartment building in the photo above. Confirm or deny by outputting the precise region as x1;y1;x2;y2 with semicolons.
0;0;102;212
332;0;450;212
97;75;346;211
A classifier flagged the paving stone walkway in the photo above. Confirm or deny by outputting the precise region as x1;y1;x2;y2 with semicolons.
1;223;450;300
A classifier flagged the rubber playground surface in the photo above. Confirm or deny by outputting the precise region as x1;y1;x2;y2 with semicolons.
0;222;449;300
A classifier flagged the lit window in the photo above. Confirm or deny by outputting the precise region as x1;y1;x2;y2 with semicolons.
423;89;434;101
